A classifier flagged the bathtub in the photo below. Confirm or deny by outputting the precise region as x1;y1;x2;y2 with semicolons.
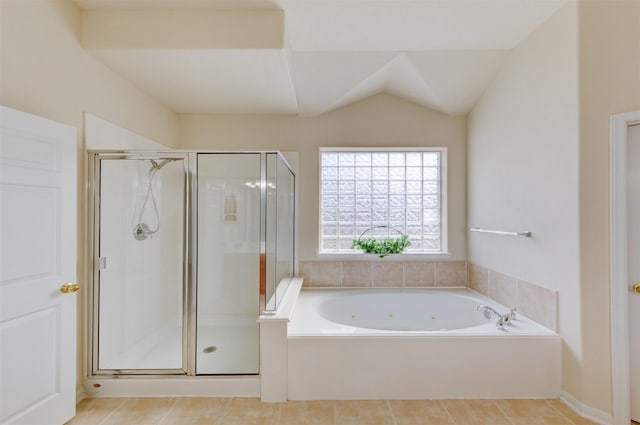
287;288;561;400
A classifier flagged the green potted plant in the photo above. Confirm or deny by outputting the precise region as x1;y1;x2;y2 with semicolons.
351;226;411;258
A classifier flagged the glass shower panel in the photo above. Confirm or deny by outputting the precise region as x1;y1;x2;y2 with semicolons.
97;158;185;371
196;154;260;374
265;154;277;311
265;153;295;311
275;155;295;305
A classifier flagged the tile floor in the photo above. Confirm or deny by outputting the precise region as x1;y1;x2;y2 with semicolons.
65;397;601;425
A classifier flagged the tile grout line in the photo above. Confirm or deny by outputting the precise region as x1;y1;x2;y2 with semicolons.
385;400;398;425
494;401;518;425
369;261;375;288
273;399;283;425
488;269;494;299
214;397;234;425
156;397;179;425
438;400;461;425
434;261;438;286
464;260;467;286
95;397;127;425
545;399;581;425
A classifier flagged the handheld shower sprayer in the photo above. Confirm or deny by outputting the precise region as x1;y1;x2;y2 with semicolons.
133;158;175;241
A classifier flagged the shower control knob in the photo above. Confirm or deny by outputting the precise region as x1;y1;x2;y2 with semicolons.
60;282;80;294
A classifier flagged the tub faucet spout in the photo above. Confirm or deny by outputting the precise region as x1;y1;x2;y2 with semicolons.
477;305;512;329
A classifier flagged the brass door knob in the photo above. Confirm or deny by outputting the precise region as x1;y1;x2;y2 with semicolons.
634;283;640;294
60;283;80;294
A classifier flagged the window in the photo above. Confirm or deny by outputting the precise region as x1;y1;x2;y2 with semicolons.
319;148;446;254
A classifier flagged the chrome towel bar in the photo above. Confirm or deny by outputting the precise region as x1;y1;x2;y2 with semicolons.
470;227;532;237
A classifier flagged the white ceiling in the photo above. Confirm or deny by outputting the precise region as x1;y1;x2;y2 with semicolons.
75;0;566;116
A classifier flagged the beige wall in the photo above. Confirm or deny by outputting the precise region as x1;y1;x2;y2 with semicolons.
469;0;640;415
578;0;640;413
178;93;467;261
0;0;178;396
467;1;583;407
0;0;178;147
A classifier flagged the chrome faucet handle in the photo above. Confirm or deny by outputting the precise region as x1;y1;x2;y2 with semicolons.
478;304;511;328
509;309;517;321
500;313;512;326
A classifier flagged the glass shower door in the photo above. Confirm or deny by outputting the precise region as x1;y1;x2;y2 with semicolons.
196;154;260;374
95;156;186;373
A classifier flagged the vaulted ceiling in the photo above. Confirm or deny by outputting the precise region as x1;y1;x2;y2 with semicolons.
75;0;566;116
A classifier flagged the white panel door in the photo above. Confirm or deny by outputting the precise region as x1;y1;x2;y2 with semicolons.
628;123;640;423
0;106;77;425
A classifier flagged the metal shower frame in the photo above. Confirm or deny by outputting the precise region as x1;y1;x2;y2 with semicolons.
86;150;295;378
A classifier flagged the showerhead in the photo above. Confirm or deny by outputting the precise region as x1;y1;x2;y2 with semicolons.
150;159;174;170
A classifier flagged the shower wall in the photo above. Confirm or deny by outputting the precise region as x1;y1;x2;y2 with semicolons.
97;159;184;370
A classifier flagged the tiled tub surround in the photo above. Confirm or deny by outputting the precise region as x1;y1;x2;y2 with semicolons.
468;263;558;331
299;260;467;288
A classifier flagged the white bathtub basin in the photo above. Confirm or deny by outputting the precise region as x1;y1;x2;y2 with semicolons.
317;290;490;331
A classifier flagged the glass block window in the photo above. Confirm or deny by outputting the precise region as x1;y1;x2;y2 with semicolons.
319;148;446;254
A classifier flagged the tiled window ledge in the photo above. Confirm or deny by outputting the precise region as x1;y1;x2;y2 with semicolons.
299;260;467;288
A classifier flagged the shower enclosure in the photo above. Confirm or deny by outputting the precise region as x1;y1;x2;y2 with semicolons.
88;151;295;377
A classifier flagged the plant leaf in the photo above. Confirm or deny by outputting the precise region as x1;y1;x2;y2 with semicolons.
352;235;411;258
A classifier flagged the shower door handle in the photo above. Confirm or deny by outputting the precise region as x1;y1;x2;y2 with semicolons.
60;282;80;294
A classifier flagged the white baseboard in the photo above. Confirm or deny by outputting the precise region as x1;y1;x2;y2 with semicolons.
83;376;260;397
559;390;613;425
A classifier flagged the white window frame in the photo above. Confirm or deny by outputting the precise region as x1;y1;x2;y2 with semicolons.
317;147;448;259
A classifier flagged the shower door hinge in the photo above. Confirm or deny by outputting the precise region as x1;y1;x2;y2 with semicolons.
98;257;107;270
